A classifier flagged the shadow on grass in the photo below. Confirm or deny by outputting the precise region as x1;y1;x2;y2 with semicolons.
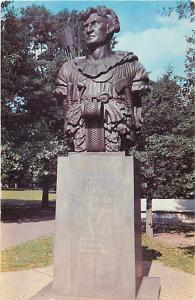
142;245;162;261
179;246;195;256
142;246;162;276
185;233;194;238
142;223;194;235
1;199;56;223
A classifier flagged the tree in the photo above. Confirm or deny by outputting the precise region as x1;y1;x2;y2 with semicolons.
1;1;35;188
161;1;194;20
130;1;194;236
1;4;82;205
2;2;193;213
130;67;194;236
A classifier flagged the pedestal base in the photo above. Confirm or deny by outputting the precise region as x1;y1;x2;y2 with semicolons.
53;154;142;299
30;277;160;300
30;154;160;300
136;277;160;300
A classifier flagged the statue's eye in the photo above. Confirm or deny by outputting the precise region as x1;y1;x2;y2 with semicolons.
91;20;97;26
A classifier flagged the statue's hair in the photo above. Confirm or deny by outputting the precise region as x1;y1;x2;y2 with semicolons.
80;6;120;33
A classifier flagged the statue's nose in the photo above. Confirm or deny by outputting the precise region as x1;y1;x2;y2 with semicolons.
87;24;93;34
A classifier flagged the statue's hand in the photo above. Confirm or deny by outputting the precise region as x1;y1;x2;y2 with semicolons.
53;86;66;104
98;93;110;104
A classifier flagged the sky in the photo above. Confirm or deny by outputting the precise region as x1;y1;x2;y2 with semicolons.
13;1;192;80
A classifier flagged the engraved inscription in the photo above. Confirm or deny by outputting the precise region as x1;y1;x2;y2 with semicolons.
68;174;121;212
69;194;119;210
85;186;102;194
74;175;117;181
79;238;108;254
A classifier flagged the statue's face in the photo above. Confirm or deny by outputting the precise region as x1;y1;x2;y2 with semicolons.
83;13;110;47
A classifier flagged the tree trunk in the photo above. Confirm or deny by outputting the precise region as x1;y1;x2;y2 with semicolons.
146;194;153;237
42;185;49;208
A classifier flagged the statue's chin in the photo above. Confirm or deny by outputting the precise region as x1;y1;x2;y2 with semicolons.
85;39;109;49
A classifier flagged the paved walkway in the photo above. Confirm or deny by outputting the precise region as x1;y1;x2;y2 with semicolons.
0;262;194;300
1;221;55;249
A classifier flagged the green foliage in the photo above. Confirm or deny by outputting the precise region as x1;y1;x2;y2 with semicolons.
134;2;194;200
1;4;82;190
161;1;194;21
1;3;194;201
131;69;194;199
185;29;195;80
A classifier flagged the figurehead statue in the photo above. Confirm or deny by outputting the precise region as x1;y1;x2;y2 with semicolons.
54;6;149;152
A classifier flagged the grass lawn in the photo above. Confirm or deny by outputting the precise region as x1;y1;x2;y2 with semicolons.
1;235;194;274
1;189;56;222
1;189;56;201
142;234;195;274
1;237;53;272
1;190;194;274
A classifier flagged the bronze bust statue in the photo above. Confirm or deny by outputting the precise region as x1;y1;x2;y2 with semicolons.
54;7;149;152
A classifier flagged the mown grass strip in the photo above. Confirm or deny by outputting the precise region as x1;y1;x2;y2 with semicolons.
1;235;194;274
142;234;195;275
1;189;56;201
1;237;53;272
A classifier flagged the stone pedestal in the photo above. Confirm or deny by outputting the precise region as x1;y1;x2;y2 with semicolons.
30;153;160;300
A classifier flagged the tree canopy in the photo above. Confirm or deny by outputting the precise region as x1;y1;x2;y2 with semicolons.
132;68;194;199
1;2;194;203
1;3;78;196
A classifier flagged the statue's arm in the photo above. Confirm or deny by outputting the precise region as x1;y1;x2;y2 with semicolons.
131;61;150;127
53;62;74;145
53;63;68;99
132;61;150;96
